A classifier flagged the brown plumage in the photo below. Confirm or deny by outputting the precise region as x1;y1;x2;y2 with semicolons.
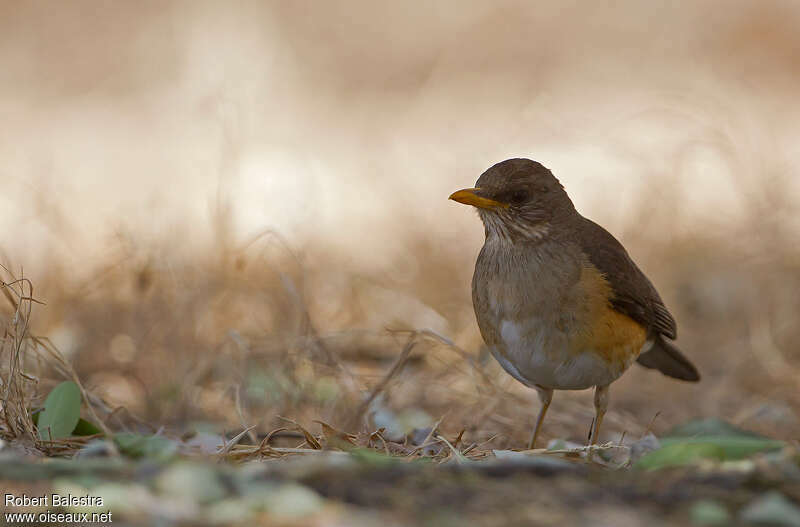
450;158;699;451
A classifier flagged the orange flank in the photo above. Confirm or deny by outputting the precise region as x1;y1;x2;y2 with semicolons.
571;264;647;372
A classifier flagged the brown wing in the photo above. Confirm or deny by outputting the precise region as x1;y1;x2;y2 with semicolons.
574;217;676;338
574;217;700;382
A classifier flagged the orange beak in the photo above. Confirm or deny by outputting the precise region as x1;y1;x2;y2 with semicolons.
448;188;509;210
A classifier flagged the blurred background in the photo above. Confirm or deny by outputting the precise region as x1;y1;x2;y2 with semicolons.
2;0;799;447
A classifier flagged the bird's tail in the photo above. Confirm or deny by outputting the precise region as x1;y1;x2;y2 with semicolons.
636;336;700;382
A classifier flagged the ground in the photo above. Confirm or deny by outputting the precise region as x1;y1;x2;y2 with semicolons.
2;226;800;526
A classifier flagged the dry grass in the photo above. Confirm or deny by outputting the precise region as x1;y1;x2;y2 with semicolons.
3;184;800;460
1;265;113;455
2;0;800;460
1;265;39;444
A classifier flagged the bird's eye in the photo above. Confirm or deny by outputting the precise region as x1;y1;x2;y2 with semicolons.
510;189;529;204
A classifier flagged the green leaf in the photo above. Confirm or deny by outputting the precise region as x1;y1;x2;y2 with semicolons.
636;441;725;470
33;406;101;437
637;418;786;470
660;436;784;460
37;381;82;441
636;436;784;470
113;433;178;461
72;418;103;436
666;418;763;439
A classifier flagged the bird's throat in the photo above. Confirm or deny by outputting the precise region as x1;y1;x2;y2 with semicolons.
480;211;551;243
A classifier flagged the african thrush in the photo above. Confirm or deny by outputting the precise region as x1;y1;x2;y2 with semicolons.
450;158;699;450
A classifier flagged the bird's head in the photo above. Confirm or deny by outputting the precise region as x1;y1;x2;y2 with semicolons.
449;158;575;242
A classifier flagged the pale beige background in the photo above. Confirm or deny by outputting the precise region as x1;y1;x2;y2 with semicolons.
3;1;798;277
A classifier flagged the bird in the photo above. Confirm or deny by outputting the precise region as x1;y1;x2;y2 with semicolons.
449;158;699;452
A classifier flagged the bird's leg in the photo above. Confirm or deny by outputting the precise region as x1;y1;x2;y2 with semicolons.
528;386;553;450
589;384;609;460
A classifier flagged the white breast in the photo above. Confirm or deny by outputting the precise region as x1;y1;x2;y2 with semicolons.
492;318;634;390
